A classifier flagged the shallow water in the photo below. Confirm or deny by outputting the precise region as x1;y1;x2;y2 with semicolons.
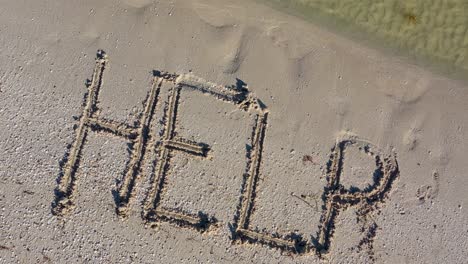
259;0;468;78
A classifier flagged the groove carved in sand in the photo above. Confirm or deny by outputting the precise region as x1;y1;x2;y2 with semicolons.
52;50;399;258
142;72;266;231
234;136;399;256
52;50;163;217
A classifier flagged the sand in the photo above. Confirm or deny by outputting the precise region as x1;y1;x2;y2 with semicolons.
1;0;467;263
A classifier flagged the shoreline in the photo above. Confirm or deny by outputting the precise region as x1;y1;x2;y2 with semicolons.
256;0;468;83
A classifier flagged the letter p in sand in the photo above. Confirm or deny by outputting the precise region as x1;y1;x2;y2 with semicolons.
316;137;399;254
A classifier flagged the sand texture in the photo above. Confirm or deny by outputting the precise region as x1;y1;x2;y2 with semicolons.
1;0;468;263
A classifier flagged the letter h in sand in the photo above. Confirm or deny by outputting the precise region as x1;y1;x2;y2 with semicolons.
52;50;162;217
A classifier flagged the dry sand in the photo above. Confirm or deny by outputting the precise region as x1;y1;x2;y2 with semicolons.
1;0;467;263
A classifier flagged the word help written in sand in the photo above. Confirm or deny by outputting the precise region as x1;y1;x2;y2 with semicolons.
51;50;399;257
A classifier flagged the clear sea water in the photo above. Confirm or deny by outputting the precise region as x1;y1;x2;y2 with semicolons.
259;0;468;78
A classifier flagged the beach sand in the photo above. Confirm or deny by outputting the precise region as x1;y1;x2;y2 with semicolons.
1;0;467;263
